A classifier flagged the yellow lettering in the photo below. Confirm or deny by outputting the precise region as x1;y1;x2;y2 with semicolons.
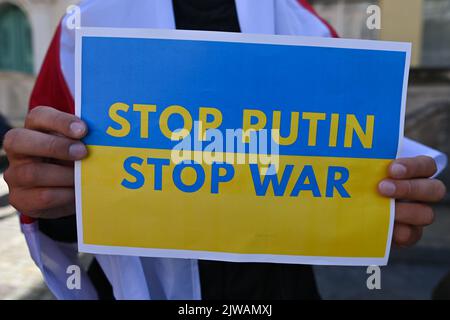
242;109;267;143
133;104;157;138
344;114;374;148
160;105;193;140
302;112;326;147
107;102;130;138
272;111;300;146
198;107;223;141
329;113;339;147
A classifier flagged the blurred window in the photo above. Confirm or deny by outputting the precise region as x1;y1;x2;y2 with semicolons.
0;3;33;74
422;0;450;68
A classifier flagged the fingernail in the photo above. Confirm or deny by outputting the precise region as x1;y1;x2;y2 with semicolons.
70;122;86;136
69;144;87;159
379;181;396;196
391;163;407;178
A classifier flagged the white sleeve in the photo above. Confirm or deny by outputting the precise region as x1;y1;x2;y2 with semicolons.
21;219;98;300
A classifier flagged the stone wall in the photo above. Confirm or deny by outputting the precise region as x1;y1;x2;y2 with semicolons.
0;72;34;127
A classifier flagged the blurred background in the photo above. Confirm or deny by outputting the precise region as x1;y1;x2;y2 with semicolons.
0;0;449;300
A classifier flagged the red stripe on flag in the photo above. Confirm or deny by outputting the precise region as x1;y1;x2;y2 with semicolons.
20;214;36;225
29;23;75;114
297;0;339;38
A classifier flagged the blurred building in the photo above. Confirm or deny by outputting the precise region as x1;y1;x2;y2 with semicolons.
0;0;76;126
312;0;450;66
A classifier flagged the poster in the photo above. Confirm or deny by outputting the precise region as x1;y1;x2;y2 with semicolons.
75;28;410;265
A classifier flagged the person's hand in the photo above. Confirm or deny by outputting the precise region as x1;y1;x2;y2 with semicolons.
4;106;88;219
378;156;447;247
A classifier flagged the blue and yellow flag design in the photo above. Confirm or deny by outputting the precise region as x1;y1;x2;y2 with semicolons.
76;29;410;265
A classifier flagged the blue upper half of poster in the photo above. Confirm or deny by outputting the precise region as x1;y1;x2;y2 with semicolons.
81;36;407;159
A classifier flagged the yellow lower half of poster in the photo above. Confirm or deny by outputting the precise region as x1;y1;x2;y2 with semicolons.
80;145;392;258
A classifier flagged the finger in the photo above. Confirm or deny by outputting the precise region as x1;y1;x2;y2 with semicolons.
43;158;75;167
9;187;75;215
389;156;437;179
378;178;446;202
393;223;423;247
26;203;76;219
25;106;87;139
4;162;74;188
395;202;435;226
4;128;87;161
